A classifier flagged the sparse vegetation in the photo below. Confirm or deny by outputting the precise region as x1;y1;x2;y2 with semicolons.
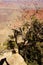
0;16;43;65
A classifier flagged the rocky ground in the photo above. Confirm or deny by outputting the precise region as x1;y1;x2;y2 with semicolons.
0;51;27;65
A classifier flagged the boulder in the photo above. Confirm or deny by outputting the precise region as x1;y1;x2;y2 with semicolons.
0;51;27;65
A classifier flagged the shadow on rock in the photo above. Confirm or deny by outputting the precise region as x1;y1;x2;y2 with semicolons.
0;58;10;65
